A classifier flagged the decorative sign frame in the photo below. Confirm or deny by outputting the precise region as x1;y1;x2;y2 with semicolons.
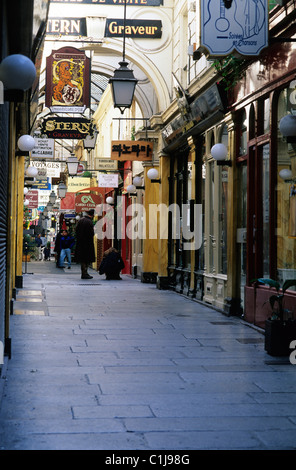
45;46;90;113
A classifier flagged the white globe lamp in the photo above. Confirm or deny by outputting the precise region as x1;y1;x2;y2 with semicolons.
18;135;35;152
0;54;36;90
26;166;38;178
147;168;159;180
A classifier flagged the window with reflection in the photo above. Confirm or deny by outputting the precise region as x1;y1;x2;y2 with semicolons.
276;86;296;285
239;110;248;156
220;125;228;274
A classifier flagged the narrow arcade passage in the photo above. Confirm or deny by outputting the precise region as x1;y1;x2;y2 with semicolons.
0;261;296;450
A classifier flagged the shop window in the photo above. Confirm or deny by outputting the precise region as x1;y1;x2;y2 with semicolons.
249;104;255;140
276;87;296;285
262;143;270;277
220;125;228;274
209;160;215;273
263;98;270;134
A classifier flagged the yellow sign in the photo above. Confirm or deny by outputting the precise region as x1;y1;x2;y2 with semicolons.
67;177;91;193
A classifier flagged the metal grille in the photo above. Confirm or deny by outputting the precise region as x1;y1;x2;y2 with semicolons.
0;102;9;351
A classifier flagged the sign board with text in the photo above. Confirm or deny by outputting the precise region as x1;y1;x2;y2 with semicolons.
98;173;119;188
30;161;62;178
31;138;55;159
51;0;163;5
105;19;162;38
75;193;103;212
25;190;38;209
200;0;268;57
111;141;153;161
95;159;118;171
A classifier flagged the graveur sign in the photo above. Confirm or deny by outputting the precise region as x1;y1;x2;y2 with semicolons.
41;117;92;139
51;0;163;5
111;141;153;161
105;19;162;38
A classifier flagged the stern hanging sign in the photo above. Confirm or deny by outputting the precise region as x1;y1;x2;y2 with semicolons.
200;0;268;57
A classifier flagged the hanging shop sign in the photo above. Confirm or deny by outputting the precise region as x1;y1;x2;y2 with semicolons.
67;177;91;192
60;193;75;210
51;0;163;5
200;0;268;57
31;178;51;190
105;19;162;38
25;190;38;209
111;141;153;161
41;117;92;139
47;18;87;36
45;47;90;113
95;159;118;171
75;193;103;212
98;173;119;188
30;161;62;178
162;83;226;148
31;138;55;159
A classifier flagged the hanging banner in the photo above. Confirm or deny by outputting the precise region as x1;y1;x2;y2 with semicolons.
45;47;90;113
200;0;268;57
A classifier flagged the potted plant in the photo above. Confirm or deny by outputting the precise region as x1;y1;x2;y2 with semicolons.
253;278;296;356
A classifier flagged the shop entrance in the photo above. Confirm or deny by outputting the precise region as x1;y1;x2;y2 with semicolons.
237;162;247;312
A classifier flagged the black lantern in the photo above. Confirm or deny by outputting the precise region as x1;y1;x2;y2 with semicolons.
109;0;138;114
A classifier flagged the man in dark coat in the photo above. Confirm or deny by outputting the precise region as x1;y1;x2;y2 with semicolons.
75;209;95;279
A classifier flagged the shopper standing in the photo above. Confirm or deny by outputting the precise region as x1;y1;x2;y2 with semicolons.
59;229;75;269
75;209;95;279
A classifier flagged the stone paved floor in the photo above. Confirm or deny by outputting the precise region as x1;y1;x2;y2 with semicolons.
0;260;296;450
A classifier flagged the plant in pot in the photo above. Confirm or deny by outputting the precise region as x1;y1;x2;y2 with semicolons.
253;278;296;356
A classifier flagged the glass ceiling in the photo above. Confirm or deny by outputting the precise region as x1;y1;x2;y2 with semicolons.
90;72;109;115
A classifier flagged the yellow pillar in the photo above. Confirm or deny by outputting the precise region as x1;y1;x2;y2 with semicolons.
142;165;159;282
157;154;170;288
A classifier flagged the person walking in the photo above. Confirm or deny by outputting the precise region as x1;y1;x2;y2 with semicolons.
99;247;125;280
58;229;75;269
75;209;96;279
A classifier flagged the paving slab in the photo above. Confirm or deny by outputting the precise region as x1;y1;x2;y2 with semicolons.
0;260;296;451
